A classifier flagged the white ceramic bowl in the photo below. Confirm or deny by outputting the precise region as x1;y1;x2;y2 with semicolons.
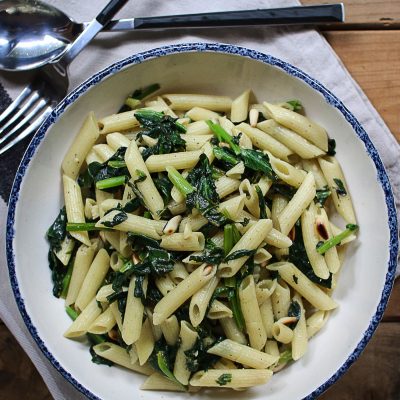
6;43;398;400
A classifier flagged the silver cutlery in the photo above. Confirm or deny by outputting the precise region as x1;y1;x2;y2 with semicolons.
0;0;128;156
0;2;344;71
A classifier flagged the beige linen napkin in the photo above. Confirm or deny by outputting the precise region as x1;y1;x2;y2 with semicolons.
0;0;399;399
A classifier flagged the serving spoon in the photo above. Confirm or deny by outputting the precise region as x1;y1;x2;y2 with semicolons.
0;1;344;71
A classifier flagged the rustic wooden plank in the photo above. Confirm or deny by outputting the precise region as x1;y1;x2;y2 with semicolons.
323;30;400;141
0;321;52;400
383;279;400;321
320;322;400;399
302;0;400;27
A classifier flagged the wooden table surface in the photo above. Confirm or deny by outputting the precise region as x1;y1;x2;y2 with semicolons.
1;1;399;399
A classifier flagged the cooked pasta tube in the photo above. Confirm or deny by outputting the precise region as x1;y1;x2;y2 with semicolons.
301;204;330;279
135;318;155;365
64;297;102;338
265;228;292;248
208;339;278;369
219;219;272;277
145;150;203;172
307;310;330;338
186;120;212;135
88;306;116;335
75;249;110;312
153;264;217;325
155;275;176;296
226;161;245;179
96;211;164;240
110;301;123;332
254;248;272;264
272;319;294;344
271;194;288;230
145;307;162;341
207;300;233;319
260;297;275;339
185;106;220;121
263;102;328;151
268;151;307;188
302;159;328;189
239;275;267;350
236;122;293;161
215;176;241;199
54;236;75;266
141;372;186;392
278;172;316;236
182;135;213;150
65;242;96;306
189;276;219;327
93;144;115;162
190;369;273;388
255;279;277;305
84;198;99;221
318;156;357;224
121;276;148;345
164;94;232;112
92;343;153;375
63;174;90;246
96;284;116;303
98;110;139;134
169;261;189;285
291;294;308;361
271;280;291;321
62;112;99;179
105;131;131;150
267;262;338;310
219;317;247;345
257;119;325;159
231;90;250;122
161;232;205;252
160;315;180;346
174;321;198;385
125;139;164;218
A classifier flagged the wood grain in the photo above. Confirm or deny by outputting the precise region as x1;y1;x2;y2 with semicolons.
320;322;400;399
324;30;400;140
302;0;400;27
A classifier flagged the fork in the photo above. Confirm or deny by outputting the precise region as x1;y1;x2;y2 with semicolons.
0;0;128;156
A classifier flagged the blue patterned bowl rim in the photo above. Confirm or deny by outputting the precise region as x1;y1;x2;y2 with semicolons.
6;42;398;400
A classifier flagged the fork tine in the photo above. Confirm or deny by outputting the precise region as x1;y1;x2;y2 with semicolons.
0;99;50;146
0;91;41;137
0;106;53;156
0;85;34;124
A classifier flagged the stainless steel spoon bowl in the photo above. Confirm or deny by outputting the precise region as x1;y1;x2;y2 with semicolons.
0;1;344;71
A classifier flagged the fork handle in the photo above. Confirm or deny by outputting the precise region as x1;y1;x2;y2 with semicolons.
58;0;128;66
105;4;344;31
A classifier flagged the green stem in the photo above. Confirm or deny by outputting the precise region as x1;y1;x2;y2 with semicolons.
206;120;241;155
133;83;160;100
228;287;245;331
66;306;78;320
108;160;126;168
316;224;359;254
96;175;127;190
224;225;234;256
66;222;104;232
124;98;141;109
61;260;74;299
166;166;195;196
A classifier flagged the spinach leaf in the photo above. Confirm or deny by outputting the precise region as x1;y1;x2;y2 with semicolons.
154;175;173;203
216;373;232;386
288;222;332;288
269;183;297;199
288;300;301;329
127;232;160;250
46;207;67;251
212;146;240;167
185;336;221;373
48;249;68;298
186;154;229;227
224;249;256;262
189;239;224;265
333;178;347;196
315;185;331;206
134;275;146;301
102;210;128;227
285;99;303;112
89;346;114;367
118;83;160;113
136;110;186;160
255;185;267;219
240;149;278;181
327;138;336;156
279;350;293;364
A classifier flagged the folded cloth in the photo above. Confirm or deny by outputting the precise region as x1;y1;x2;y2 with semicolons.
0;1;399;399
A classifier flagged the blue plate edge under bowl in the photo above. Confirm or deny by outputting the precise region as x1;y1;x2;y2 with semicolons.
5;42;398;400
